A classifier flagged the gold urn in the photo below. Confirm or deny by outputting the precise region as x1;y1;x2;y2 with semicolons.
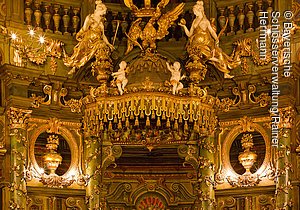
238;134;257;175
43;135;62;175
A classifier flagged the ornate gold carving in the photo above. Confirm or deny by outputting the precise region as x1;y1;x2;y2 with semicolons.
226;134;261;187
39;135;76;188
31;85;52;108
39;174;75;188
179;2;254;81
28;118;81;188
7;27;64;68
279;107;295;129
66;197;85;209
292;0;300;22
31;85;84;112
224;84;271;109
217;196;236;209
64;1;113;81
238;116;255;133
43;135;62;175
219;116;273;188
125;1;184;53
0;122;6;155
239;134;257;174
215;84;270;112
7;107;32;129
141;77;154;91
102;145;122;170
60;88;83;113
124;0;169;17
84;92;217;137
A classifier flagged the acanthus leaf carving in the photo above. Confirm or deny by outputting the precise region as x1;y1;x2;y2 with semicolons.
7;107;32;129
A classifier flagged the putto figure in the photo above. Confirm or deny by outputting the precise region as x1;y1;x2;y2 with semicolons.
166;61;185;95
112;61;128;95
179;1;237;80
64;0;114;75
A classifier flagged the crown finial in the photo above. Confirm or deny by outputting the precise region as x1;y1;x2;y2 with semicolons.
124;0;170;17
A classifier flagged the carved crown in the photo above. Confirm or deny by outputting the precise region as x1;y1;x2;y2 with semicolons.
124;0;170;17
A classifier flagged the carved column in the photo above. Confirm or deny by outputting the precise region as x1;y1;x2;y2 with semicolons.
198;133;216;209
178;131;216;209
84;131;122;209
275;107;295;209
85;134;101;209
7;107;32;209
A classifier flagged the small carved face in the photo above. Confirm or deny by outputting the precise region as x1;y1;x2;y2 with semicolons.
119;61;127;69
173;62;181;70
193;5;202;17
95;4;107;16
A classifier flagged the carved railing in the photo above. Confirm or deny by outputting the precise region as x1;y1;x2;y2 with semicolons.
216;0;274;35
23;0;193;42
83;92;217;136
24;0;81;35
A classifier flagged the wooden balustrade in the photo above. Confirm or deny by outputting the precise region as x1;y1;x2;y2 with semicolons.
216;0;274;36
24;0;81;35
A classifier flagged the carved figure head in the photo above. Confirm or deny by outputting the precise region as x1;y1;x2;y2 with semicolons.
119;61;127;70
173;61;181;71
193;1;205;19
95;0;107;16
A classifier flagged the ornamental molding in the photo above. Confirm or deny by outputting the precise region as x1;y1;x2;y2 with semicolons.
27;117;82;188
7;107;32;129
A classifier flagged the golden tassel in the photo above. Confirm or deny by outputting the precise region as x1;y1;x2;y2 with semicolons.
174;119;178;130
162;113;166;120
151;112;155;119
184;121;188;131
179;116;182;123
166;118;170;128
108;121;112;130
135;117;139;126
157;117;161;127
100;121;104;130
125;118;130;128
118;120;122;129
130;113;134;120
146;116;150;127
193;121;198;132
140;111;144;119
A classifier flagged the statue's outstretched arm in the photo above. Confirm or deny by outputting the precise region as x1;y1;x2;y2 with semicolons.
166;62;172;72
208;22;219;45
179;19;197;37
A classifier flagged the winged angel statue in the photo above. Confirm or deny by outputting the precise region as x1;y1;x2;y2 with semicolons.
124;0;184;55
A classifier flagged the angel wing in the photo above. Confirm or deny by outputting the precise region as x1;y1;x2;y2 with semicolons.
125;18;143;55
124;0;138;12
157;0;170;9
156;3;185;40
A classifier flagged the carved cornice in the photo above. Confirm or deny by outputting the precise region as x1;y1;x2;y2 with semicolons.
219;116;270;129
28;117;82;133
7;107;32;129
